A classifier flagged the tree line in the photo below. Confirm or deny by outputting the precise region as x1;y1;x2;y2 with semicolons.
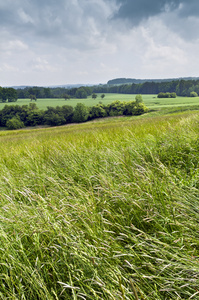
107;77;199;85
15;86;92;100
13;79;199;100
0;99;148;130
0;87;18;102
1;78;199;103
93;79;199;96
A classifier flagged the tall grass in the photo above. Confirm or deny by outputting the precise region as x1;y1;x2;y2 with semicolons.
0;112;199;299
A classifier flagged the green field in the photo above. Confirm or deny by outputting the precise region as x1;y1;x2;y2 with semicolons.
0;93;199;110
0;108;199;299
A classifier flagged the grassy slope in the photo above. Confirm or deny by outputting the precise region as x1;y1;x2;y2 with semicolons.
0;93;199;110
0;111;199;299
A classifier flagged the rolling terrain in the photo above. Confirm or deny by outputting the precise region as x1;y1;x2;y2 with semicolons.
0;93;199;111
0;107;198;299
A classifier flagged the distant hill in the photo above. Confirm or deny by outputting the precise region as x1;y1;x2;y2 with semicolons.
107;77;199;85
9;84;94;89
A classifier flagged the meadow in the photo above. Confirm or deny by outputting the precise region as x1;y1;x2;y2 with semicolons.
0;93;199;110
0;107;199;299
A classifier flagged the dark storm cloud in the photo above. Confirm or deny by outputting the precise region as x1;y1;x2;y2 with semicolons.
0;0;109;46
1;0;199;86
0;1;74;36
177;0;199;18
112;0;181;24
1;0;199;43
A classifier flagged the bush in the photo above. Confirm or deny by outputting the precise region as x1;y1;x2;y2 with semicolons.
135;94;143;103
190;91;198;97
61;105;74;123
123;101;136;115
6;117;24;130
157;92;176;98
107;100;126;116
170;92;177;98
89;104;107;119
92;93;97;99
73;103;89;123
124;102;148;115
25;111;44;126
0;100;149;130
132;103;149;115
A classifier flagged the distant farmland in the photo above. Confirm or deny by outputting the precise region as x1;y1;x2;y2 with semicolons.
0;93;199;110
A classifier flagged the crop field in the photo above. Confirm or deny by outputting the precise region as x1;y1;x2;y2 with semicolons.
0;93;199;110
0;108;199;299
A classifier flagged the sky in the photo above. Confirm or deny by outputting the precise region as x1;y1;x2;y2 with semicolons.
0;0;199;86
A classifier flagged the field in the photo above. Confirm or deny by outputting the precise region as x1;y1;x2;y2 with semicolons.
0;93;199;110
0;107;199;299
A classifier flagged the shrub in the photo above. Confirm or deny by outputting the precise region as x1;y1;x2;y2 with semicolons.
124;101;148;115
135;94;143;103
107;100;126;116
158;92;176;98
123;101;136;115
170;92;177;98
6;117;24;130
133;103;149;115
72;103;89;123
190;91;198;97
92;93;97;99
89;104;107;119
25;111;44;126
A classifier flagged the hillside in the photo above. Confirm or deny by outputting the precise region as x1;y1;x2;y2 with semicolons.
107;77;199;85
0;111;199;299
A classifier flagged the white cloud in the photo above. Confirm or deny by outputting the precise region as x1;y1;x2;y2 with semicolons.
0;0;199;86
18;8;34;24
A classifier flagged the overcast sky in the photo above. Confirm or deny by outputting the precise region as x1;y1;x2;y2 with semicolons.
0;0;199;86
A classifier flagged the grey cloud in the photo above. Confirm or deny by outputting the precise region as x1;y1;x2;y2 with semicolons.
110;0;199;25
0;0;111;49
177;0;199;18
111;0;181;25
1;0;199;43
1;0;199;87
107;0;199;41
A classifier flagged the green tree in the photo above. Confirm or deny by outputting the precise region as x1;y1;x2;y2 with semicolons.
6;117;24;130
89;104;107;119
43;107;65;126
190;91;198;97
1;88;8;102
107;100;126;116
7;88;18;102
0;105;23;126
101;94;105;99
43;87;52;98
25;110;44;126
73;103;89;123
92;93;97;99
132;103;149;115
60;105;73;122
170;92;177;98
0;86;3;102
75;87;87;99
28;87;42;98
135;94;143;103
123;101;136;115
63;94;70;100
30;94;37;101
